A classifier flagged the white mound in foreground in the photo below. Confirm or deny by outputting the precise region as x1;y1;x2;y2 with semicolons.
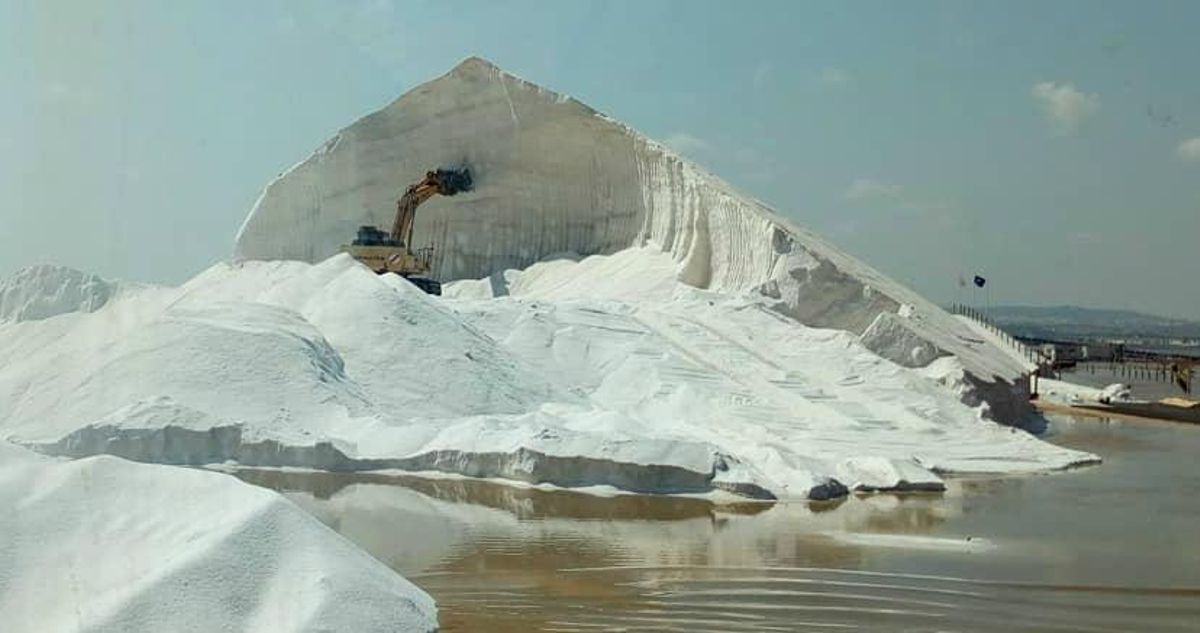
0;255;1095;500
0;442;436;633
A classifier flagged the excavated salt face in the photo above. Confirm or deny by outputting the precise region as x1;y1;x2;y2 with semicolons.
0;254;1095;501
233;56;1032;421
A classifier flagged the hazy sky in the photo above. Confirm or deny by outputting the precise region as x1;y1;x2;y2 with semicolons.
4;0;1198;318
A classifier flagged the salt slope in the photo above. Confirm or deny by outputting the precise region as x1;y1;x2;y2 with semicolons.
234;56;1032;422
0;442;436;633
442;248;1093;484
0;264;140;322
0;256;1093;500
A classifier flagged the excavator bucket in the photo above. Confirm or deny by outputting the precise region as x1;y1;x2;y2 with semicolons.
432;167;473;195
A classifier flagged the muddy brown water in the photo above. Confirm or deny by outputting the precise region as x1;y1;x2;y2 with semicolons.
235;415;1200;632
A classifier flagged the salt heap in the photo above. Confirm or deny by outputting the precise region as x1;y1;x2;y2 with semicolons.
0;441;436;633
0;252;1093;500
0;58;1097;501
0;264;137;322
235;56;1034;422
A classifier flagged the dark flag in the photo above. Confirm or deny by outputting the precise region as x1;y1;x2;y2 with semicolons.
973;275;986;288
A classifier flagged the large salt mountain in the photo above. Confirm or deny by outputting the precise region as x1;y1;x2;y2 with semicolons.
0;58;1095;502
236;57;1029;421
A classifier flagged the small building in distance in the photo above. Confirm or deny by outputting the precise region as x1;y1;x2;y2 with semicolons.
1039;340;1124;368
1081;341;1124;362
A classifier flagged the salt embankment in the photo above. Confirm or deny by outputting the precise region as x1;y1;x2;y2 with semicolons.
0;255;1095;500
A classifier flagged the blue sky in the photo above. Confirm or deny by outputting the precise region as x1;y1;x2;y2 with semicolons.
3;0;1199;318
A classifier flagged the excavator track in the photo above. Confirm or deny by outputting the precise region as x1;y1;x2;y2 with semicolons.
402;276;442;296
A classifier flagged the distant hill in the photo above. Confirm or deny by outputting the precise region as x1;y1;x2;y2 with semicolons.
985;305;1200;342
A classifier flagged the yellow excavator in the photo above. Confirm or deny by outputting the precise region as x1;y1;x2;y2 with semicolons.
342;167;472;295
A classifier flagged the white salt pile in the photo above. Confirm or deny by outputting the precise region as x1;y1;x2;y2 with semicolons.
0;254;1093;501
0;441;436;633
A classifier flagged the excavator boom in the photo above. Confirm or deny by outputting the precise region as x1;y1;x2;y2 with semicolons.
391;168;474;246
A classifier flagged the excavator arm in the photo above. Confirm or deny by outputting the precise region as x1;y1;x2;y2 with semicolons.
390;168;473;247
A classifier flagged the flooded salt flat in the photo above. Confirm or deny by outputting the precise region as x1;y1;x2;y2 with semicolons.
235;414;1200;632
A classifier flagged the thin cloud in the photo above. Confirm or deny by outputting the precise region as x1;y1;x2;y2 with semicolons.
844;178;963;230
1176;137;1200;161
752;62;772;92
733;147;760;165
664;132;711;157
1069;231;1104;246
40;80;95;106
819;67;853;89
275;13;299;32
1032;81;1100;133
844;178;902;202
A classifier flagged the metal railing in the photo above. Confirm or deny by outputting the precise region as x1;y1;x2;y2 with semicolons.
949;303;1041;366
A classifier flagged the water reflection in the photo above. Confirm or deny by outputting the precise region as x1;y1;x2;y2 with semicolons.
236;469;778;521
234;416;1200;632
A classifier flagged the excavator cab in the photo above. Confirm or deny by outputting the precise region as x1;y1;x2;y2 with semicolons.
342;166;473;295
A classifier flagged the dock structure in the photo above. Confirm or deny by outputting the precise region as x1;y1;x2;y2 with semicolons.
950;304;1199;424
949;303;1196;395
1037;398;1200;425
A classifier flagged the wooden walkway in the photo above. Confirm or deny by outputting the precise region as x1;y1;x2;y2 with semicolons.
1035;399;1200;425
